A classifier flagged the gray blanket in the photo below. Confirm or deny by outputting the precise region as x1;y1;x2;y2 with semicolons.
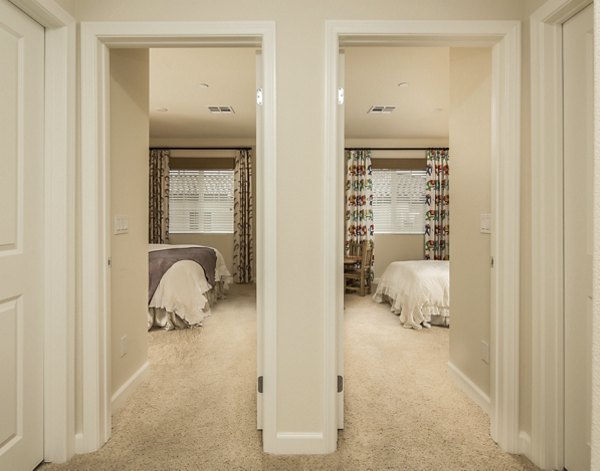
148;247;217;304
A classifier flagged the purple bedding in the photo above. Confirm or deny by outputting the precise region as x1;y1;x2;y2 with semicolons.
148;247;217;304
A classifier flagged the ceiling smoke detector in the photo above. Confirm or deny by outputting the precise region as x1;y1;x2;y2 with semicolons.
208;106;235;114
367;105;396;114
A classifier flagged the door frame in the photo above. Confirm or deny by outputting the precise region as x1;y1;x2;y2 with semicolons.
530;1;595;469
79;21;277;453
8;0;77;464
324;20;522;453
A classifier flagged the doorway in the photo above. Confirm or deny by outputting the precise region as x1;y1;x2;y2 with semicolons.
108;46;260;424
340;42;494;418
324;20;522;452
79;22;277;453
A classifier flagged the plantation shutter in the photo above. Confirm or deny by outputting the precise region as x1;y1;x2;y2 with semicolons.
372;169;426;234
169;169;234;233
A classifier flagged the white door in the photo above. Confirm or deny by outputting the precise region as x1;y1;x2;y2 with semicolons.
256;50;263;430
563;4;593;471
0;1;45;470
337;50;345;429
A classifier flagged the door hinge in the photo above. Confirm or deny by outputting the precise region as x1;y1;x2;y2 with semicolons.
257;376;263;393
337;375;343;393
256;88;263;106
108;257;112;267
490;256;494;268
337;87;344;105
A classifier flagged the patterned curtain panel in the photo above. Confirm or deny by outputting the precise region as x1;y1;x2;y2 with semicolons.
345;149;374;262
233;149;254;283
424;148;450;260
149;149;170;244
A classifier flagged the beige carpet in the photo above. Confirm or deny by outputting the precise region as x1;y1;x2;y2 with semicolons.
42;285;538;470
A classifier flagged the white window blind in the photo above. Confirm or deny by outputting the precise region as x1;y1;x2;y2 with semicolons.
169;169;234;233
372;169;427;234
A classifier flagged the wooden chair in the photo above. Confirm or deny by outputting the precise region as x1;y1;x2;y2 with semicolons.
344;240;373;296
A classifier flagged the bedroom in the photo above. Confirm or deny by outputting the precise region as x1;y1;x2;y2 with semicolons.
342;44;494;413
109;46;260;413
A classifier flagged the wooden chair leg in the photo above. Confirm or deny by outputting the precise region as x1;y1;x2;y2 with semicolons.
360;271;365;296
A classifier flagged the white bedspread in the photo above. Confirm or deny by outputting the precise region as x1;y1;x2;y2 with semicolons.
373;260;450;329
148;244;232;329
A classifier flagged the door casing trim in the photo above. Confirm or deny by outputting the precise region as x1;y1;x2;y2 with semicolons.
324;19;522;453
79;20;278;453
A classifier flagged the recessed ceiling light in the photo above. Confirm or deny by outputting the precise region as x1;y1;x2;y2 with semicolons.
156;107;169;112
199;83;210;88
398;81;409;88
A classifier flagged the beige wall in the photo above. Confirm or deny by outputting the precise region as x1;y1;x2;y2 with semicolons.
448;48;492;396
373;234;424;279
109;49;150;397
69;0;529;445
169;233;235;273
53;0;76;16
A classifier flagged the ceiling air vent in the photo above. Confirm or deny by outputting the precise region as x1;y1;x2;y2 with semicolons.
367;105;396;114
208;106;235;114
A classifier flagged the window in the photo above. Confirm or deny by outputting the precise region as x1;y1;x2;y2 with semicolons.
372;169;427;234
169;169;234;233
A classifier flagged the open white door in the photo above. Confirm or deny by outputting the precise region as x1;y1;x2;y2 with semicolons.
256;50;264;430
337;50;345;429
0;0;45;469
563;4;593;470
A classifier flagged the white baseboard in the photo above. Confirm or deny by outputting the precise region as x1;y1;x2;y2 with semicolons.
74;432;84;454
267;432;329;454
447;361;491;414
519;430;531;456
111;361;150;413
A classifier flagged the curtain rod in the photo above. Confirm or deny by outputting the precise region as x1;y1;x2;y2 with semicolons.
345;147;448;151
150;146;252;151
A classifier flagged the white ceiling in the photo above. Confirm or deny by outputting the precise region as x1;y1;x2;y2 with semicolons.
149;46;450;141
344;46;449;139
149;47;257;139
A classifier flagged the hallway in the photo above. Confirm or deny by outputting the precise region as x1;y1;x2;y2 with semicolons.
42;286;536;470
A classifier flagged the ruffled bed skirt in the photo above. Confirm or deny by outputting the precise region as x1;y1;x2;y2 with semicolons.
374;292;450;329
148;280;228;331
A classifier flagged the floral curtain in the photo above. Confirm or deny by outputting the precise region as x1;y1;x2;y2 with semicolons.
149;149;170;244
345;149;374;262
233;149;254;283
424;148;450;260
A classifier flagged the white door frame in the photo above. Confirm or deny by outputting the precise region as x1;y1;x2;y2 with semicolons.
8;0;77;464
324;20;522;453
79;21;277;453
530;1;595;469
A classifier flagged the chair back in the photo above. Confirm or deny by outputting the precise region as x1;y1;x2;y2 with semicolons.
361;241;373;268
348;240;361;257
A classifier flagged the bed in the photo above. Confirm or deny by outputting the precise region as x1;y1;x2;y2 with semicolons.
148;244;232;330
373;260;449;329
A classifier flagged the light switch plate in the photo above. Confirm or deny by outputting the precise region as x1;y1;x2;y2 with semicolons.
114;215;129;235
480;213;491;234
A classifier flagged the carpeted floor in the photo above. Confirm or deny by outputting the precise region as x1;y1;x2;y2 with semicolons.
41;284;538;470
